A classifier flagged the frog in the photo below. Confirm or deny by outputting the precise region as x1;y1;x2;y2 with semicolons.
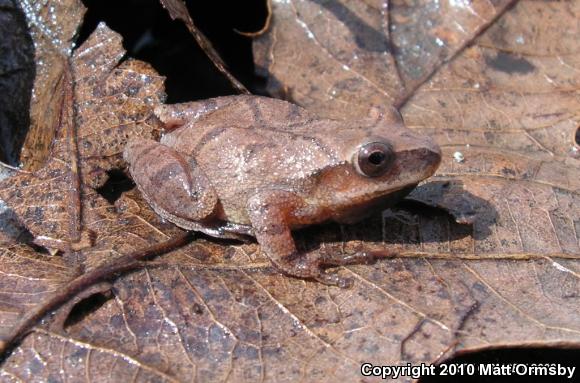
123;95;441;287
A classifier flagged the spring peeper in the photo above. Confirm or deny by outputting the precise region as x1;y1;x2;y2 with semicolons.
124;95;441;287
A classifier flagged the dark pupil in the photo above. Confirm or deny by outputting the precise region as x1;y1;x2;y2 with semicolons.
368;151;385;165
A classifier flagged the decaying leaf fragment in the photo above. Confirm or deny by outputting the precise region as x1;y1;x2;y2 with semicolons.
18;0;86;170
0;23;165;251
253;0;518;119
251;0;580;373
0;18;182;353
0;243;75;333
0;1;578;381
0;20;269;372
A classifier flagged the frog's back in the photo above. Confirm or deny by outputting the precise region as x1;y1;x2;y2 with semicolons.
161;96;343;222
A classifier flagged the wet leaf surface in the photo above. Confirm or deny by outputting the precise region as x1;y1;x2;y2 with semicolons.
0;22;165;250
254;0;580;373
18;0;86;171
0;0;578;382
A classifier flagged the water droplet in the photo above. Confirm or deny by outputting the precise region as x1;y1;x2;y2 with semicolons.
453;152;465;163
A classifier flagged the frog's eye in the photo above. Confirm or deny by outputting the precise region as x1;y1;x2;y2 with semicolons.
356;142;394;177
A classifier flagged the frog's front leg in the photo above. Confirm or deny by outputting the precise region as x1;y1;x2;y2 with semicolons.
247;191;353;287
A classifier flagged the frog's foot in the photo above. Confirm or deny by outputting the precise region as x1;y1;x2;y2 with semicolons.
314;271;353;288
318;249;377;266
314;250;376;288
307;248;380;288
270;253;354;288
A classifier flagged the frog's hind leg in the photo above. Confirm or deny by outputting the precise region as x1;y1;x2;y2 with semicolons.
124;138;219;225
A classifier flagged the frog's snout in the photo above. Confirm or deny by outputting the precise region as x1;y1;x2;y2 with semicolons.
429;140;442;164
422;139;442;177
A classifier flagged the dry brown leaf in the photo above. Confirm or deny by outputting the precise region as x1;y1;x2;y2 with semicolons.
0;243;75;331
0;22;165;250
250;0;580;368
0;14;270;370
254;0;519;119
18;0;86;171
0;1;578;382
73;24;165;189
0;5;178;350
3;232;579;381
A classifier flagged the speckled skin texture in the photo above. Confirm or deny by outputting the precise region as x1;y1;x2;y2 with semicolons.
124;95;441;285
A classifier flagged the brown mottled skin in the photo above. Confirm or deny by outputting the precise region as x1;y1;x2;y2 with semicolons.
124;95;441;286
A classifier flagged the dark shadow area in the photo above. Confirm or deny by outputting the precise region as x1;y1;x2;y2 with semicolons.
77;0;268;102
63;292;111;329
0;208;51;253
0;0;35;166
293;180;496;256
408;180;496;229
310;0;389;52
95;169;135;204
420;347;580;383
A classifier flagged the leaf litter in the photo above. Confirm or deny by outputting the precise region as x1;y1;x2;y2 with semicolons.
0;0;577;382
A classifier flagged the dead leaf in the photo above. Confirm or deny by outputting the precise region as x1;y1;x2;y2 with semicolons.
73;24;165;189
254;0;519;119
0;22;166;250
0;12;270;371
0;1;578;382
0;243;75;329
250;0;580;370
18;0;86;171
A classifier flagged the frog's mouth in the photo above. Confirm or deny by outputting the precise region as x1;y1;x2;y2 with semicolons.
331;184;417;224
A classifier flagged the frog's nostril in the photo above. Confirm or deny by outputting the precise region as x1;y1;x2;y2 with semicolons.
427;145;442;174
415;144;442;177
432;144;442;163
423;139;442;165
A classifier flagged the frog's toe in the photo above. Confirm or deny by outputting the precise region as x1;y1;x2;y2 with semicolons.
319;250;376;266
271;255;320;279
271;256;353;288
314;271;353;289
